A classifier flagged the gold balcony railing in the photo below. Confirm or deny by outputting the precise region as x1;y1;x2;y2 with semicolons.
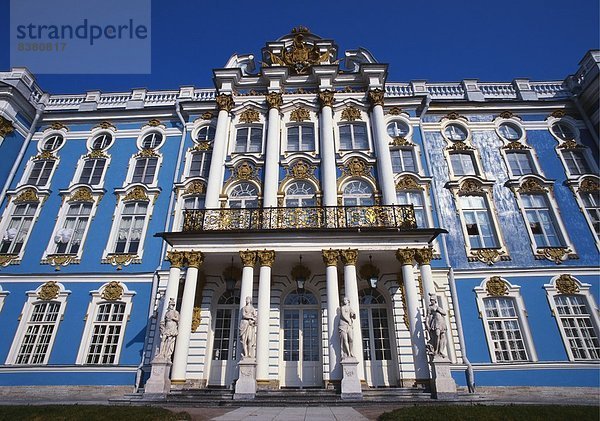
181;205;417;232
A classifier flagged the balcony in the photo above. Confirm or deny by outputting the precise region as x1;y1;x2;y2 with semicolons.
181;205;417;233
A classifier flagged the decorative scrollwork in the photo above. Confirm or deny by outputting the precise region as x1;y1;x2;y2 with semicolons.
367;89;385;107
396;175;424;191
557;139;584;150
95;121;115;130
289;160;314;179
458;179;485;196
0;254;19;267
33;150;58;161
387;107;403;116
318;90;335;108
469;248;508;265
265;92;283;110
50;122;68;131
536;247;571;264
106;253;137;270
485;276;508;296
14;188;40;204
148;119;161;127
395;248;415;266
322;249;339;266
68;187;94;203
415;247;434;266
191;307;201;332
341;157;370;177
239;108;260;123
136;148;159;157
555;274;580;294
185;251;204;268
340;249;358;266
234;161;256;181
257;250;276;267
265;30;332;75
290;107;310;122
517;178;547;194
85;149;109;159
216;94;234;112
550;110;566;118
498;111;515;119
578;178;600;193
102;281;124;300
447;141;472;151
46;254;76;270
166;251;186;268
38;281;60;300
340;106;362;122
201;111;214;120
239;250;257;267
390;137;414;147
122;187;150;202
445;112;463;120
503;141;529;150
183;180;206;196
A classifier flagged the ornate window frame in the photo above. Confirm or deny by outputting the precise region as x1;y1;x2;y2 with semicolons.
123;124;167;187
568;176;600;249
495;116;542;179
184;125;214;181
277;158;321;207
76;281;136;365
71;127;115;188
229;106;266;156
474;277;537;363
386;115;421;175
281;103;320;158
333;102;372;155
19;127;67;190
174;179;206;229
395;174;433;229
440;118;483;180
544;274;600;361
547;115;597;179
6;281;71;365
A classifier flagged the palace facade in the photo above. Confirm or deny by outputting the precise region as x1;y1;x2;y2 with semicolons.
0;28;598;395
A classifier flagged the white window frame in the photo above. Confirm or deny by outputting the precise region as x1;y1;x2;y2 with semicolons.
396;189;430;228
390;148;418;174
186;150;212;179
227;182;259;209
6;282;70;365
449;152;479;177
232;125;264;154
474;278;537;363
130;156;160;185
286;123;316;152
544;275;600;361
284;180;317;207
23;159;58;188
0;285;8;313
281;105;320;157
338;122;370;151
76;282;136;365
559;149;594;177
75;157;109;186
342;179;375;206
570;176;600;249
0;189;45;262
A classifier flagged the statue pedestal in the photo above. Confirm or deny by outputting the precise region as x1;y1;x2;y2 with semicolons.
144;357;172;397
429;355;457;399
234;358;256;400
340;358;362;400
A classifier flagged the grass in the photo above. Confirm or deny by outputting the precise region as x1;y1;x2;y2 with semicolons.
378;404;600;421
0;405;191;421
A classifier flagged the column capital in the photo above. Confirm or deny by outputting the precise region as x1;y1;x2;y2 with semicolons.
257;250;276;267
322;249;340;266
185;251;204;268
367;88;385;108
166;251;186;268
415;247;434;266
216;93;234;112
340;249;358;266
395;248;415;266
239;250;257;267
318;90;335;109
265;92;283;110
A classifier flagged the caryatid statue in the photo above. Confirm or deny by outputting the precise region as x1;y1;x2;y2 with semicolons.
339;297;356;359
156;298;179;362
425;293;448;358
239;296;257;359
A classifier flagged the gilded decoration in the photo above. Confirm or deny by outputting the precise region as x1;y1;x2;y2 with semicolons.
367;89;385;107
239;250;257;267
446;141;472;151
415;247;434;266
503;141;529;150
239;108;260;124
340;249;358;266
397;274;409;329
68;187;94;203
322;249;339;266
183;180;206;196
318;90;335;108
136;148;159;157
550;110;566;118
148;119;161;127
45;254;76;270
85;149;109;159
445;112;462;120
555;274;580;294
95;121;115;130
390;136;414;147
557;139;583;150
469;248;508;265
38;281;60;300
234;161;256;181
266;30;331;75
102;281;124;301
289;160;314;179
388;107;403;116
290;107;310;122
536;247;571;264
395;248;415;266
340;106;362;122
201;111;214;120
257;250;276;267
216;94;234;112
191;307;201;332
359;262;380;281
517;178;547;194
498;111;516;119
341;158;370;177
0;254;18;267
14;188;40;204
50;122;68;131
578;178;600;193
122;187;150;202
457;179;485;196
189;141;211;152
166;251;185;268
265;92;283;110
0;116;15;137
33;150;58;161
396;175;424;191
185;251;204;268
291;263;311;281
106;253;137;270
485;276;508;296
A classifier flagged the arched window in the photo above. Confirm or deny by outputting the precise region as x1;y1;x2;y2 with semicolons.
282;290;319;367
285;181;316;207
228;183;258;208
342;180;374;206
212;290;240;361
141;131;163;149
196;126;216;142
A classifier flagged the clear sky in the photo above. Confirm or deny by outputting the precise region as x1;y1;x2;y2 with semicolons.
2;0;599;94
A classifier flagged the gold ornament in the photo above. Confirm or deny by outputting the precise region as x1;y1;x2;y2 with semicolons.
396;175;424;191
388;107;403;116
50;122;68;131
183;180;206;196
216;94;234;112
239;250;257;267
397;274;409;329
445;112;462;120
340;249;358;266
191;307;201;332
469;248;507;265
235;161;255;180
340;106;362;122
265;92;283;109
415;247;434;266
555;274;579;294
557;139;583;150
578;178;600;193
342;158;369;177
390;136;414;147
485;276;508;296
46;254;75;270
95;121;115;130
136;148;159;157
85;149;109;159
290;160;312;179
33;150;58;161
290;107;310;122
517;178;547;194
102;281;124;301
107;253;137;270
447;141;472;151
122;187;150;202
503;141;529;150
257;250;276;267
201;111;214;120
0;254;19;267
368;89;385;107
68;187;94;203
318;90;335;108
0;116;15;137
458;179;485;196
14;188;40;204
166;251;185;268
536;247;570;264
395;248;415;265
498;111;515;119
322;249;339;266
550;110;566;118
147;119;161;127
38;281;60;300
265;31;331;74
185;251;204;268
239;108;260;123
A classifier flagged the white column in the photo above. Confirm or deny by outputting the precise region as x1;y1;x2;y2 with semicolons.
322;249;341;381
415;247;436;301
256;250;275;381
340;249;365;381
205;94;233;208
318;91;338;206
263;93;282;208
160;251;184;320
238;250;256;334
396;249;430;381
171;251;204;382
368;89;397;205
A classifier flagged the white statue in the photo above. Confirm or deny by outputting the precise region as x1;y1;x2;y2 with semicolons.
425;293;447;358
156;298;179;362
239;296;257;359
339;297;356;359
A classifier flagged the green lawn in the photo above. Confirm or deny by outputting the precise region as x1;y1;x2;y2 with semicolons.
0;405;191;421
379;405;600;421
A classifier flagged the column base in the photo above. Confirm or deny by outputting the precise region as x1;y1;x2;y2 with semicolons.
257;379;279;390
234;359;257;400
429;355;457;399
143;359;172;396
340;358;362;400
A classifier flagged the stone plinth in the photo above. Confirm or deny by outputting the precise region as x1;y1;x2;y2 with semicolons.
340;358;362;400
144;359;172;397
234;359;256;400
429;355;457;399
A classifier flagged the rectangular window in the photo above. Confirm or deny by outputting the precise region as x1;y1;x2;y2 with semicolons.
460;196;498;248
85;302;126;364
450;153;477;176
27;161;55;186
521;194;562;247
0;203;38;254
287;125;315;152
506;152;533;176
554;295;600;360
484;297;528;362
212;308;238;360
339;123;368;150
563;150;591;176
581;191;600;236
390;149;417;173
15;302;61;364
131;157;158;184
54;203;92;255
78;159;106;185
114;202;148;254
397;190;427;228
234;127;263;153
188;152;211;178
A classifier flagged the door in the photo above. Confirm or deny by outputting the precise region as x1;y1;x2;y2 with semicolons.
208;291;239;387
359;289;398;387
280;291;322;388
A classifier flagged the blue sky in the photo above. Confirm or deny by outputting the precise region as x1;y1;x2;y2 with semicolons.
2;0;599;94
